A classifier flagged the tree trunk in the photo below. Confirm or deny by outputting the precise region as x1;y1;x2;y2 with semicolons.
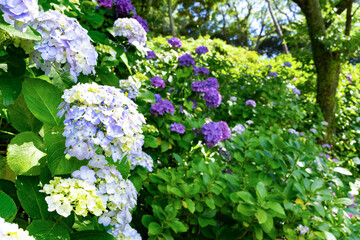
266;0;289;54
168;0;175;36
293;0;342;140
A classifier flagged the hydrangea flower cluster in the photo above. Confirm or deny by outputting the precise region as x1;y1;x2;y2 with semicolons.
154;94;162;102
0;0;39;31
178;53;195;67
108;223;142;240
28;10;98;81
132;14;149;32
168;37;182;48
150;76;165;89
119;75;142;99
283;61;292;67
114;18;147;47
98;0;113;8
126;150;154;171
350;180;360;196
292;87;301;95
145;50;156;59
170;122;185;134
245;100;256;107
42;177;106;217
232;124;245;134
114;0;135;17
269;72;278;78
192;77;222;107
296;224;309;235
150;99;175;116
194;66;209;76
201;121;231;148
57;82;145;162
72;162;138;231
0;217;35;240
195;45;208;55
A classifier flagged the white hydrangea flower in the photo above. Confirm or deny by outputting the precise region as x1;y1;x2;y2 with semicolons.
108;224;142;240
350;180;360;196
28;10;98;81
41;177;106;217
119;75;142;99
232;124;245;135
0;217;36;240
113;18;147;47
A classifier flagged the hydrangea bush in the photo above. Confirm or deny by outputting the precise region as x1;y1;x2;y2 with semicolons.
0;0;359;240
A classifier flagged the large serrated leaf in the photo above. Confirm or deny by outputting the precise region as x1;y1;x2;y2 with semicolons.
7;132;46;175
22;78;62;127
0;191;17;221
0;22;41;41
27;220;70;240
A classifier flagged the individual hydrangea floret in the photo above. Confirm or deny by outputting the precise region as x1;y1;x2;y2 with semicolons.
57;82;145;162
283;61;292;67
201;121;230;148
245;100;256;107
269;72;278;78
321;121;328;126
29;10;98;82
168;37;182;48
230;96;237;101
170;122;185;134
154;94;162;102
119;75;142;99
310;128;317;133
322;143;331;149
114;18;147;47
292;87;301;95
0;217;36;239
150;99;175;116
195;45;208;55
150;76;165;89
145;50;156;59
246;120;254;125
203;88;222;107
0;0;39;31
126;150;154;171
114;0;135;17
232;124;245;134
133;14;149;32
98;0;113;8
41;177;106;217
194;66;209;76
108;224;142;240
178;53;195;67
288;128;299;136
266;64;272;69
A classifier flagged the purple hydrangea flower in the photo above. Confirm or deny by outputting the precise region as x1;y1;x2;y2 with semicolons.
203;88;222;107
232;124;245;134
297;225;309;235
269;72;278;78
145;50;156;59
322;144;331;149
150;99;175;116
332;158;339;162
201;121;230;148
168;37;182;48
170;123;185;134
115;0;135;17
150;76;165;89
194;66;209;76
98;0;113;8
178;53;195;67
191;77;219;93
205;77;219;89
133;14;149;32
245;100;256;107
222;169;233;174
283;61;292;67
195;46;208;55
154;94;162;102
266;65;272;69
218;149;231;160
187;98;197;109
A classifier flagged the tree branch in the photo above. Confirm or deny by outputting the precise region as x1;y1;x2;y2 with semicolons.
325;0;354;28
345;0;354;35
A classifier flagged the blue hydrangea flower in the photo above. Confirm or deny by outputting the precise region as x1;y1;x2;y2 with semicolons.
194;66;209;76
178;53;195;67
119;75;142;99
126;150;154;171
187;98;197;109
202;121;230;148
168;37;182;48
58;82;146;162
232;124;245;134
114;18;147;47
108;223;142;240
292;87;301;95
150;76;165;89
191;77;219;93
29;10;98;82
170;122;185;134
266;64;272;69
0;0;39;31
150;99;175;116
195;45;208;55
269;72;278;78
203;88;222;107
283;61;292;67
154;94;162;102
114;0;135;17
145;50;156;59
